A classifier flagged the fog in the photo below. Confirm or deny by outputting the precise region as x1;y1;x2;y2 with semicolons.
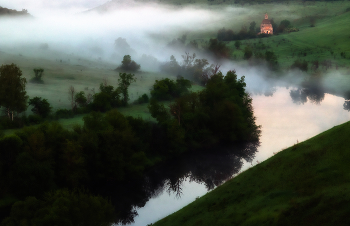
2;0;328;87
2;0;349;107
0;1;246;67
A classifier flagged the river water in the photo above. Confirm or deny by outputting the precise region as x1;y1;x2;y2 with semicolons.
119;85;350;226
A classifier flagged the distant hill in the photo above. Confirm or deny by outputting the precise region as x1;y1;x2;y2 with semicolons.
84;0;138;14
0;6;31;17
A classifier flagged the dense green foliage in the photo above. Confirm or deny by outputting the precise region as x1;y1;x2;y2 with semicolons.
153;121;350;226
90;84;121;112
2;189;115;226
150;76;192;101
149;71;260;148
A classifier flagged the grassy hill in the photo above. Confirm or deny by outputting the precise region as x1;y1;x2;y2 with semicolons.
153;120;350;226
227;8;350;69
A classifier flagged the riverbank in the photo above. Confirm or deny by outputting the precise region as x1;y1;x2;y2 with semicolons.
153;120;350;226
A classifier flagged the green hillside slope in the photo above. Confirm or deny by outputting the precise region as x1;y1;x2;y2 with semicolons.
227;9;350;68
153;121;350;226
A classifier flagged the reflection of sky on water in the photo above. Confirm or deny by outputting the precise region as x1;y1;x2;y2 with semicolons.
253;87;350;162
123;87;350;226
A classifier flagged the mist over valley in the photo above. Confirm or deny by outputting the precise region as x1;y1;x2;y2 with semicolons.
1;0;350;225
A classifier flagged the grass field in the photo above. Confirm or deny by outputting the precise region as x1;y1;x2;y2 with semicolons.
0;48;178;111
153;120;350;226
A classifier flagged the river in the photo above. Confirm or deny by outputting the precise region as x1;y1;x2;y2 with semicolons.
120;85;350;226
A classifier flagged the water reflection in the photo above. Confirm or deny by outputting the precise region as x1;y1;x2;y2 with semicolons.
146;142;259;197
112;142;259;224
290;78;325;105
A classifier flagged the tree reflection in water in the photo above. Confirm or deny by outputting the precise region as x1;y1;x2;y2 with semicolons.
290;78;325;105
111;142;259;224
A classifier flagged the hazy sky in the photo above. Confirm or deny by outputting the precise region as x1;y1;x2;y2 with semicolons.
0;0;106;16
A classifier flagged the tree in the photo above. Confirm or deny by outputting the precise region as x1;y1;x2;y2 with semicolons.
117;55;140;72
28;97;52;118
74;91;87;108
32;68;44;83
118;73;136;106
0;64;28;121
277;19;291;33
